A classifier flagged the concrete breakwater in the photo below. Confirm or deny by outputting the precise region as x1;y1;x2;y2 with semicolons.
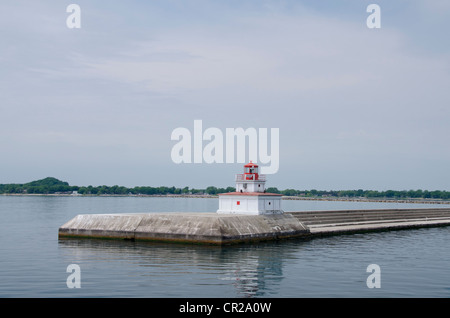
58;208;450;245
289;208;450;235
58;213;309;244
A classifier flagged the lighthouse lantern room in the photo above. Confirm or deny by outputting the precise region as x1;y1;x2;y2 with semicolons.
217;162;283;215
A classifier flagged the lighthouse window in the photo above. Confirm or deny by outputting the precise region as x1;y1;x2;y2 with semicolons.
268;202;271;205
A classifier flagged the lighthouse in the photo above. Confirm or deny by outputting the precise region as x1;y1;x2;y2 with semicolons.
217;161;283;215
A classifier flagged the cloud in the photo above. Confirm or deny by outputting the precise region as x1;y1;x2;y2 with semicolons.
66;6;449;124
59;13;381;96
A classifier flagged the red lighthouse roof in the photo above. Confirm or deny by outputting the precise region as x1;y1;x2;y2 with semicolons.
244;161;258;167
241;161;260;181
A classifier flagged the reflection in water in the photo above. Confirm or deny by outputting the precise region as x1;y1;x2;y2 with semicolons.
58;238;301;297
217;246;284;297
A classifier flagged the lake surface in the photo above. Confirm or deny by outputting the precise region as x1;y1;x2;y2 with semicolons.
1;195;449;298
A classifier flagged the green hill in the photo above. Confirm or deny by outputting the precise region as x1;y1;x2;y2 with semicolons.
0;177;74;194
25;177;69;187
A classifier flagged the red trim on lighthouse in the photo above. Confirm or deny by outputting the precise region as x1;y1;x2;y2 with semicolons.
243;161;259;180
218;192;282;196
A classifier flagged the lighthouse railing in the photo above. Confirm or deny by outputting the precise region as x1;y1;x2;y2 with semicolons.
235;174;266;181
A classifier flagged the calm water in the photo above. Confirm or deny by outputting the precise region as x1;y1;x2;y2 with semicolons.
0;195;449;298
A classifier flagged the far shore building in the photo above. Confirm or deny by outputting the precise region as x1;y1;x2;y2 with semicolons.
217;161;283;215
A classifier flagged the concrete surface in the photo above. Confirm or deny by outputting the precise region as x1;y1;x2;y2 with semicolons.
59;212;309;244
58;208;450;245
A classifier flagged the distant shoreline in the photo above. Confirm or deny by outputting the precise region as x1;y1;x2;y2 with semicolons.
2;193;450;204
281;196;450;205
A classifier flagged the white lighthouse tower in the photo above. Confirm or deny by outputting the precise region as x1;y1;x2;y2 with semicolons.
217;161;283;215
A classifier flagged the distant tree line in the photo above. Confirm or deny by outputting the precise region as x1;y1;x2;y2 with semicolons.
0;177;235;196
76;185;236;196
266;187;450;200
1;177;449;200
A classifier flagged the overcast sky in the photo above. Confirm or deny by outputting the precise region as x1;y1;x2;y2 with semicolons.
1;1;449;191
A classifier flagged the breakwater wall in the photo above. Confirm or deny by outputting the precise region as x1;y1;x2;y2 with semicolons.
58;208;450;245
